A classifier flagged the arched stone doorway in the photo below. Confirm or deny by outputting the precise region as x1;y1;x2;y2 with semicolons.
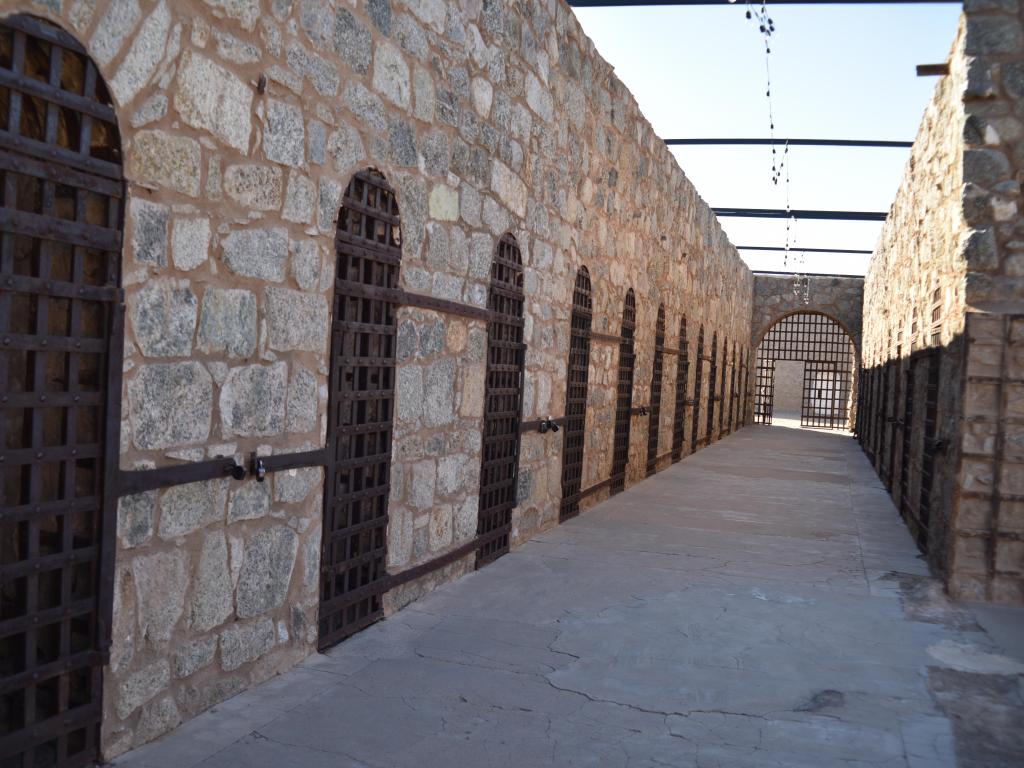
754;311;858;429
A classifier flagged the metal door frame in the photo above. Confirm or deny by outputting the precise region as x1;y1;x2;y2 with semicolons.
558;267;592;522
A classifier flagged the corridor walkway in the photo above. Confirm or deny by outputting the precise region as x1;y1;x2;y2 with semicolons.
116;426;1024;768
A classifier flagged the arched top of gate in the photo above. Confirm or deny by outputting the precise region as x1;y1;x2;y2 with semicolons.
337;168;402;250
573;265;593;314
755;308;860;356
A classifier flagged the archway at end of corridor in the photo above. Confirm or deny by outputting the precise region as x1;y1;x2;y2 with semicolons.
753;311;858;430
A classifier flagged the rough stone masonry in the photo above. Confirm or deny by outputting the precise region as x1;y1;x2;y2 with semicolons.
0;0;752;757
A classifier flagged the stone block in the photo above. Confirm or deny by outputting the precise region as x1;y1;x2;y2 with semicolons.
409;459;435;510
130;198;169;267
172;218;210;271
290;239;320;292
174;636;217;678
224;164;283;210
220;362;288;437
128;362;212;450
175;50;253;152
235;527;299;619
373;40;410;109
265;287;329;352
219;618;276;671
995;538;1023;575
131;550;189;643
198;288;257;359
229;480;272;523
273;466;322;503
158;479;227;539
429;184;459;221
130;279;197;358
286;365;318;433
328;124;365;174
118;491;156;549
133;696;181;747
117;659;171;719
203;0;260;30
110;1;171;105
91;0;141;66
283;172;315;224
423;358;455;427
264;99;306;167
190;532;234;632
222;227;288;282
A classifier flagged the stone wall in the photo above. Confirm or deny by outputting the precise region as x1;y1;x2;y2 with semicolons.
861;5;1024;604
0;0;752;755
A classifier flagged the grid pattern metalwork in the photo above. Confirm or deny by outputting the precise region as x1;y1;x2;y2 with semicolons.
690;326;704;452
898;359;914;524
717;336;727;435
476;233;525;565
671;317;688;462
320;169;401;650
646;305;665;476
610;290;636;495
754;312;856;429
559;267;592;522
727;344;737;434
0;16;124;767
705;332;718;442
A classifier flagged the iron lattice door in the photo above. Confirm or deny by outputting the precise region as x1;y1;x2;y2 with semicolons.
476;234;525;565
320;170;401;649
898;359;915;522
645;306;665;476
559;267;592;522
717;337;727;435
705;332;718;440
914;351;941;552
690;327;704;450
754;360;774;424
610;291;636;495
671;317;688;462
727;346;737;433
0;15;124;767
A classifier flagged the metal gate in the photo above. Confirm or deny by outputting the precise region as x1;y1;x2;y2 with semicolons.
476;233;525;565
705;332;718;442
671;317;688;462
559;267;592;522
610;290;636;495
916;351;941;551
320;169;401;649
646;305;665;476
0;15;124;767
898;358;914;522
690;326;704;451
726;344;736;435
717;336;727;436
754;312;856;429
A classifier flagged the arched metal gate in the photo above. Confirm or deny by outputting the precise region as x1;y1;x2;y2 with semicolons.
319;169;401;649
671;317;689;462
475;233;525;566
690;326;704;453
645;305;665;476
610;290;636;495
0;15;124;766
559;267;592;522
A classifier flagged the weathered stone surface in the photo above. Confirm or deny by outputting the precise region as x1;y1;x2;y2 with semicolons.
373;40;410;108
131;130;202;197
219;618;275;671
273;466;322;503
409;459;435;510
224;164;283;210
283;172;316;224
228;480;271;522
117;659;171;719
222;227;288;282
175;51;253;152
286;364;318;433
265;287;328;352
333;7;372;73
130;199;169;267
396;364;424;422
287;42;340;96
128;363;212;450
133;696;181;747
423;358;456;427
220;362;287;437
173;636;217;678
130;93;168;128
198;288;257;358
130;279;197;358
202;0;259;30
92;0;141;66
429;184;458;221
264;100;306;167
172;218;210;271
328;124;365;173
158;479;227;539
118;491;157;549
490;160;527;217
110;1;171;105
131;550;189;642
190;532;233;632
235;527;298;618
289;239;320;291
213;28;261;63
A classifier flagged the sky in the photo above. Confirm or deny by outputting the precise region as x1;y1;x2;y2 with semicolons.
572;2;962;276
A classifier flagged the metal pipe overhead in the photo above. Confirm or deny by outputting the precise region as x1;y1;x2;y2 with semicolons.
713;207;888;221
736;246;874;254
666;138;912;148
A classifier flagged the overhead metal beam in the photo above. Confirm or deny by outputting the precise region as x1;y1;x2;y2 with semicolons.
667;138;912;148
569;0;959;6
714;207;888;221
753;270;866;278
737;245;874;254
917;63;950;76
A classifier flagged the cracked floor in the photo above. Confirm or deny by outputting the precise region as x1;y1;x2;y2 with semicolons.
114;424;1024;768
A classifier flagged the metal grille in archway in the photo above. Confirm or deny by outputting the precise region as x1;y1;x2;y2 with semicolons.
727;344;737;433
476;233;525;566
754;312;856;429
610;290;636;495
671;317;688;462
717;336;727;435
690;326;704;452
705;332;718;442
320;169;400;649
646;305;665;476
559;266;592;523
0;15;124;767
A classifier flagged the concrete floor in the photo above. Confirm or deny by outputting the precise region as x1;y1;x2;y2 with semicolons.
114;425;1024;768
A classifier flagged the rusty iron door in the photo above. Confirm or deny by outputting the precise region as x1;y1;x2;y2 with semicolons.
690;327;705;449
475;234;525;566
319;169;401;649
559;267;592;522
671;317;688;462
610;290;636;495
645;305;665;476
0;15;125;767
